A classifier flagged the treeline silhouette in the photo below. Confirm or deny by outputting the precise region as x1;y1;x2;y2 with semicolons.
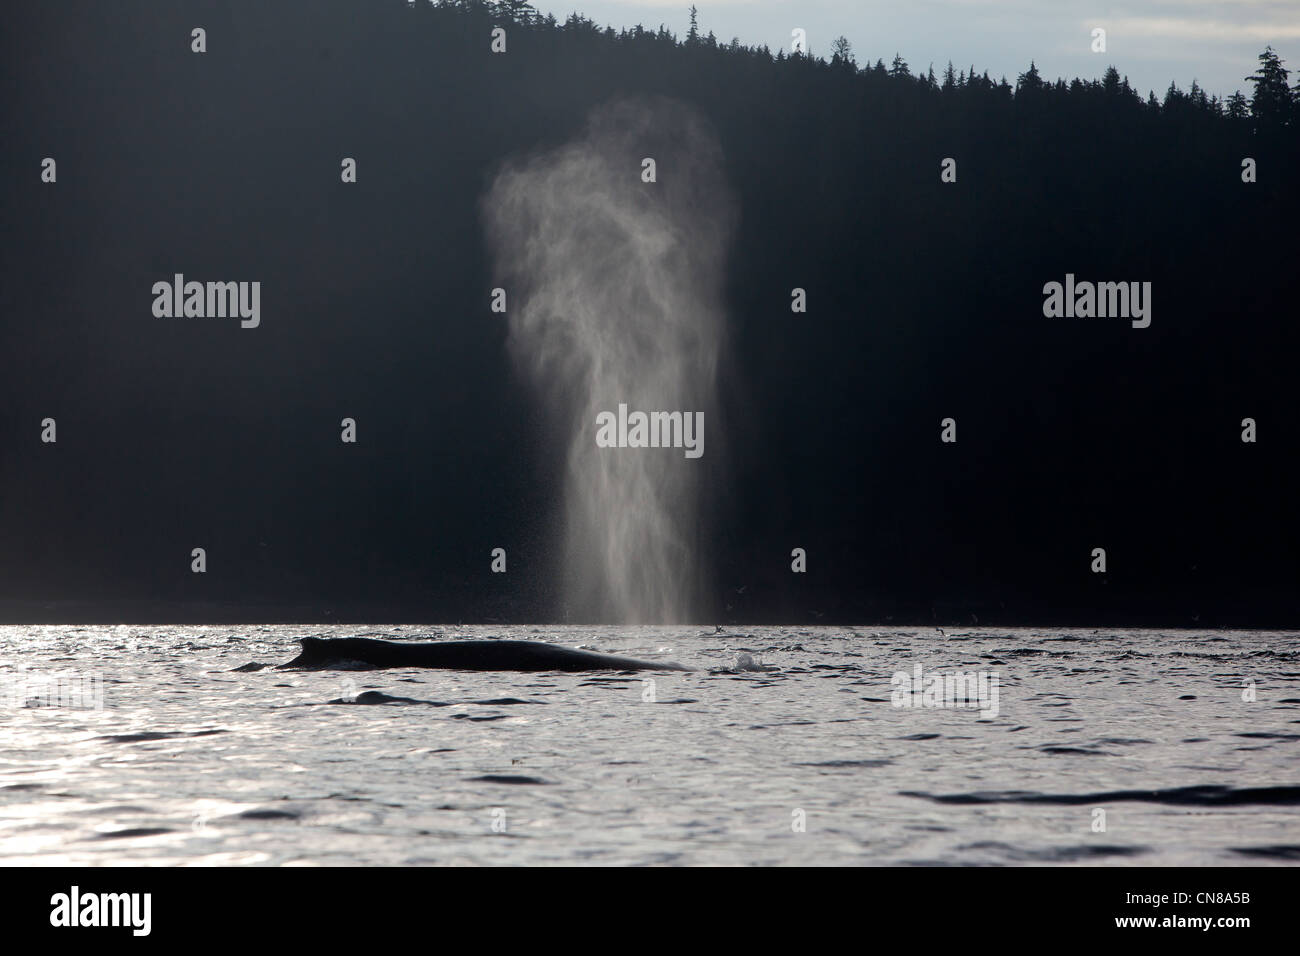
2;0;1297;625
456;1;1300;133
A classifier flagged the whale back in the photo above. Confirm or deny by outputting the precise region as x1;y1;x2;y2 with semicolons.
278;636;691;672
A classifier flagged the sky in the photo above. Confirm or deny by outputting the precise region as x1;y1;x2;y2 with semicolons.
529;0;1300;101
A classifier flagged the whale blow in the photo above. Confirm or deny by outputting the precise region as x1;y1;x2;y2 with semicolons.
483;97;736;624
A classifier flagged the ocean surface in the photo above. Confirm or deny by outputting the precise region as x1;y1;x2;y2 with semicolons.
2;625;1298;866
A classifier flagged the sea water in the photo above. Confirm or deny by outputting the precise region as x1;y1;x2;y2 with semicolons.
1;625;1297;865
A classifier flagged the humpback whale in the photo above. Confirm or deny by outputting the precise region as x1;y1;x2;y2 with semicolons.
277;637;692;672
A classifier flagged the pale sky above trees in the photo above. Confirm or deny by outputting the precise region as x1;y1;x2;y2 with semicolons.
529;0;1298;100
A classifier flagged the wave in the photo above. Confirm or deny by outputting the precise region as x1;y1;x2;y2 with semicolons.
903;784;1300;806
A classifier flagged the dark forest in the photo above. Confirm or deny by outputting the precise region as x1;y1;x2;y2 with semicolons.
2;0;1298;625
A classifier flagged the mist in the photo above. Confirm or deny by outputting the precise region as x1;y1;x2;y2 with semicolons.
483;97;736;623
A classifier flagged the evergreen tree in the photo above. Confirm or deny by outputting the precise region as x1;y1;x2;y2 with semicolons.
1102;65;1120;96
1016;61;1043;96
831;35;855;69
1164;80;1184;111
498;0;535;25
1246;45;1291;128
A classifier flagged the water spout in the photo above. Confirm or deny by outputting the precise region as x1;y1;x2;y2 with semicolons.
483;97;735;623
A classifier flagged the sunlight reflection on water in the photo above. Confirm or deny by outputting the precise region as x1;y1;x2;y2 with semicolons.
1;625;1298;865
